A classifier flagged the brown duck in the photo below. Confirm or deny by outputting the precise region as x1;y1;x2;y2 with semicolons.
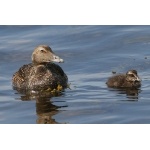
106;70;141;88
12;45;68;91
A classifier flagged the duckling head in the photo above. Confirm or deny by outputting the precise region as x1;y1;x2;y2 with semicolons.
126;70;141;83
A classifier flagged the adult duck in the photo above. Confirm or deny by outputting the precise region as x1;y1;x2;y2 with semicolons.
12;45;68;92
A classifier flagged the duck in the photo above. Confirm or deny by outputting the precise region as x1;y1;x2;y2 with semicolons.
106;70;141;88
12;45;68;92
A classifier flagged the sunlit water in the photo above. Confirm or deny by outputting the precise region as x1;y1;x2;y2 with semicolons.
1;25;150;123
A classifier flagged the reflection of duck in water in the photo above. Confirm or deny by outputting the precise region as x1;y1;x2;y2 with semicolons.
16;89;67;124
106;70;141;88
12;45;68;92
36;97;61;124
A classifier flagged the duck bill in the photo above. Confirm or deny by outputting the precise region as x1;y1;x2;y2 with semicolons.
135;76;141;82
52;54;64;63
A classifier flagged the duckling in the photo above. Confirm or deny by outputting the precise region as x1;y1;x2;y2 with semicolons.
12;45;68;91
106;70;141;88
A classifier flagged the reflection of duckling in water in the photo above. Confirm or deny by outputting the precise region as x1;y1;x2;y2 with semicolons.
106;70;141;88
118;88;141;100
12;45;68;92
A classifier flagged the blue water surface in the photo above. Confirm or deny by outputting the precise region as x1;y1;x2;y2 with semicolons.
0;25;150;124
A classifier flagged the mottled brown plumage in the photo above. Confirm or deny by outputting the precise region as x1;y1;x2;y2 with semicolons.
106;70;141;88
12;45;68;91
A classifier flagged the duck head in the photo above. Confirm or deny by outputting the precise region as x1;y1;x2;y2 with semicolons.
32;45;64;64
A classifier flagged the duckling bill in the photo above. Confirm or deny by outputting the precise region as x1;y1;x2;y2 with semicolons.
12;45;68;91
106;70;141;88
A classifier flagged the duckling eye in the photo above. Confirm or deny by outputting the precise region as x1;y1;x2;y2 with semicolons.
129;74;134;77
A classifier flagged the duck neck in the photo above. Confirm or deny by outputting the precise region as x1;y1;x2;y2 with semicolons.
32;61;51;66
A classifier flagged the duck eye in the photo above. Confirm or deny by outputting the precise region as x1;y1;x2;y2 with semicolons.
40;49;45;53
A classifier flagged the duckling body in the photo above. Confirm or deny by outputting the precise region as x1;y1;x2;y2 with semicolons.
106;70;141;88
12;45;68;91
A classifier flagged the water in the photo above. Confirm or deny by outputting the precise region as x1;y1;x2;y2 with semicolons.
1;25;150;124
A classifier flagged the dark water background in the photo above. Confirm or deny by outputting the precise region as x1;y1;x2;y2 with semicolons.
1;25;150;124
